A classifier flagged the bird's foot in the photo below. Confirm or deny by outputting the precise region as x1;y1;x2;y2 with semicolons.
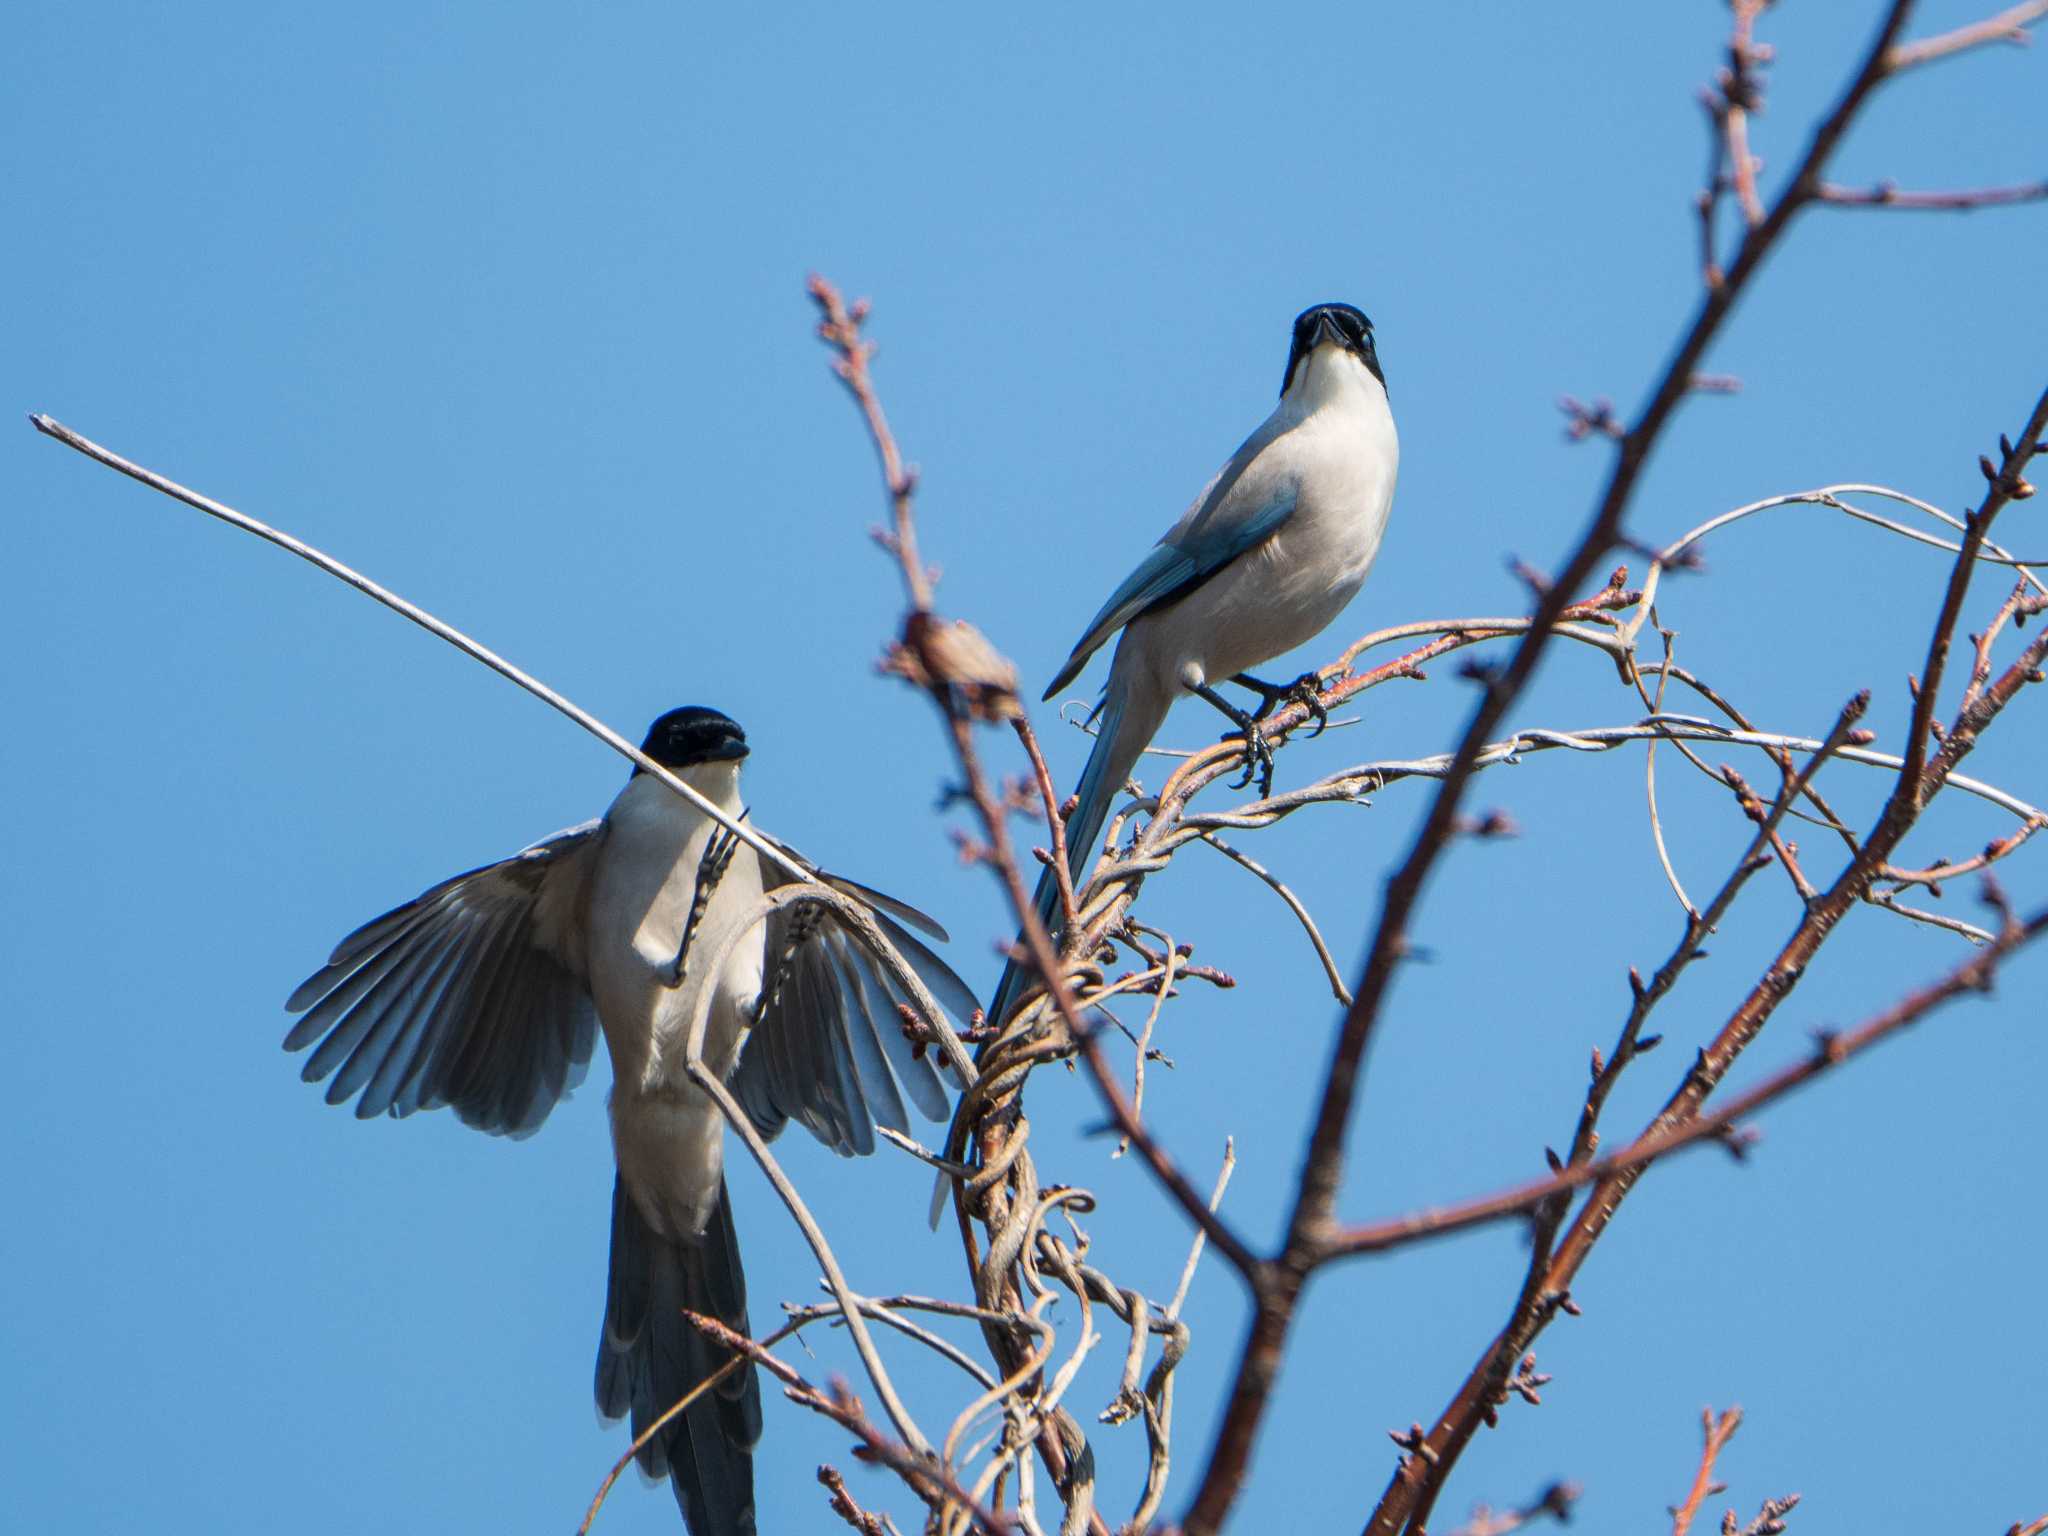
1233;670;1331;737
665;823;743;987
1193;680;1279;798
1230;724;1278;798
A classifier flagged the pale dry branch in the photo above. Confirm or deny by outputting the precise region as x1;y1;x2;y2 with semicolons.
1646;629;1702;918
1816;177;2048;210
1196;833;1354;1004
1885;0;2048;69
26;414;816;885
1185;717;2043;833
1654;482;2047;592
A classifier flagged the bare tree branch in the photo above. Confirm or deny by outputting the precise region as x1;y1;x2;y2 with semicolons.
1885;0;2048;69
25;414;816;886
1671;1408;1743;1536
1318;896;2046;1260
1816;177;2048;210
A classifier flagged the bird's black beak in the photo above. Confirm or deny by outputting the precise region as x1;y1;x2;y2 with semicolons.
1312;309;1346;349
712;736;750;762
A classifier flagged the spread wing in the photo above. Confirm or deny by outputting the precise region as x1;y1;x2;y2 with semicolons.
732;845;977;1158
1043;478;1299;700
282;821;604;1138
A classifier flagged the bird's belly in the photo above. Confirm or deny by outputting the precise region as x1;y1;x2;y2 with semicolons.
594;934;761;1244
584;791;767;1241
586;812;766;1093
1142;507;1383;687
611;1087;727;1240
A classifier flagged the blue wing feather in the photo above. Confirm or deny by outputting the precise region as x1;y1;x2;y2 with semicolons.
1043;482;1298;700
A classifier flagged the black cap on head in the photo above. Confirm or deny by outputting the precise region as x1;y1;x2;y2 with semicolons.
1281;302;1383;395
637;706;749;773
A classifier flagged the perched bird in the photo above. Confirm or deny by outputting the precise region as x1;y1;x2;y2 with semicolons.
282;705;975;1535
992;303;1398;1025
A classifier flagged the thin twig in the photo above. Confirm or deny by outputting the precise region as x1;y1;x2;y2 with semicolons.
1197;833;1354;1004
1169;1140;1238;1321
1817;178;2048;210
821;1465;897;1536
1116;939;1178;1158
1671;1408;1743;1536
1444;1483;1581;1536
687;1312;1017;1535
1214;718;2042;831
1723;0;1770;227
1645;628;1701;919
576;1310;811;1535
1320;882;2046;1254
1885;0;2048;69
1657;483;2046;591
810;278;934;611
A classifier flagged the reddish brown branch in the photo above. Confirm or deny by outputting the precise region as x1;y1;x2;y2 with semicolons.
683;1312;1016;1535
1151;578;1643;821
1872;390;2047;842
1317;898;2045;1249
1671;1408;1743;1536
1559;395;1624;441
1183;6;1935;1507
1320;9;2048;1530
820;1465;893;1536
1369;388;2048;1536
1012;715;1081;936
810;276;933;611
1444;1482;1581;1536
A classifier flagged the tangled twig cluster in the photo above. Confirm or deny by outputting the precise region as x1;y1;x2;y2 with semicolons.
27;4;2048;1534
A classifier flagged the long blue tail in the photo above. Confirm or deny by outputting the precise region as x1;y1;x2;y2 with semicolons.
986;679;1160;1029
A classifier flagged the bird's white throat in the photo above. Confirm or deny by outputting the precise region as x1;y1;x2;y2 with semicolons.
620;756;746;826
1287;341;1385;418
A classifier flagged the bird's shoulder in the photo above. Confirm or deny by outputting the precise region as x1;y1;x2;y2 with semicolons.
506;818;609;975
1163;404;1305;546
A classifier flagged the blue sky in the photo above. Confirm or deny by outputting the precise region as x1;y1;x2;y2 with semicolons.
6;3;2046;1532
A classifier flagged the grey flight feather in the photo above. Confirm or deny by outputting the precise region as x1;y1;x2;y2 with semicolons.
282;821;604;1138
729;851;969;1152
